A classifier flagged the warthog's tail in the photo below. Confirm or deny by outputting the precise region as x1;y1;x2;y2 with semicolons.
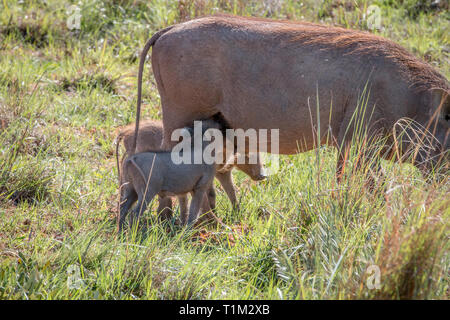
133;25;174;155
115;131;125;231
115;132;126;187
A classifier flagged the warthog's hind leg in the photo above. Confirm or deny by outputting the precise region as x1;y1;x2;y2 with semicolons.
215;171;239;210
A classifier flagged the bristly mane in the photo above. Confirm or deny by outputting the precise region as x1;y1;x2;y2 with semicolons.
290;27;449;93
209;14;449;93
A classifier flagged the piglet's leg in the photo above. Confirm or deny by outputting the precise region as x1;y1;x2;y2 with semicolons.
186;189;206;226
118;184;137;233
157;196;173;222
206;185;216;212
215;170;239;210
129;189;157;230
178;195;189;225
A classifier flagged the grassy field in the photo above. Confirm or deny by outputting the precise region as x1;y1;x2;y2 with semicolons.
0;0;449;299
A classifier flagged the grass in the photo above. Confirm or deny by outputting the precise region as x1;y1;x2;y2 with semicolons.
0;0;449;299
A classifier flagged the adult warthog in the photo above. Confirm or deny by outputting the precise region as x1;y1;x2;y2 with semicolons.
134;15;449;177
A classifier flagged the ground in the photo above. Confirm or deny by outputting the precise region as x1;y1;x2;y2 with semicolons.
0;0;449;299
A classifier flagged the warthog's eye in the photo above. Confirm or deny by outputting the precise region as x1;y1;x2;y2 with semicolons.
445;114;450;122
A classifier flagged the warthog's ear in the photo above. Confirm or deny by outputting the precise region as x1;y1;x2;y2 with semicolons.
430;88;450;121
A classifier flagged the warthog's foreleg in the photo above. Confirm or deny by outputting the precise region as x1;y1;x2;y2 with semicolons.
336;141;384;191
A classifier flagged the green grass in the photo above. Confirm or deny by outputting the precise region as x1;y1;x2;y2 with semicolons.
0;0;449;299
